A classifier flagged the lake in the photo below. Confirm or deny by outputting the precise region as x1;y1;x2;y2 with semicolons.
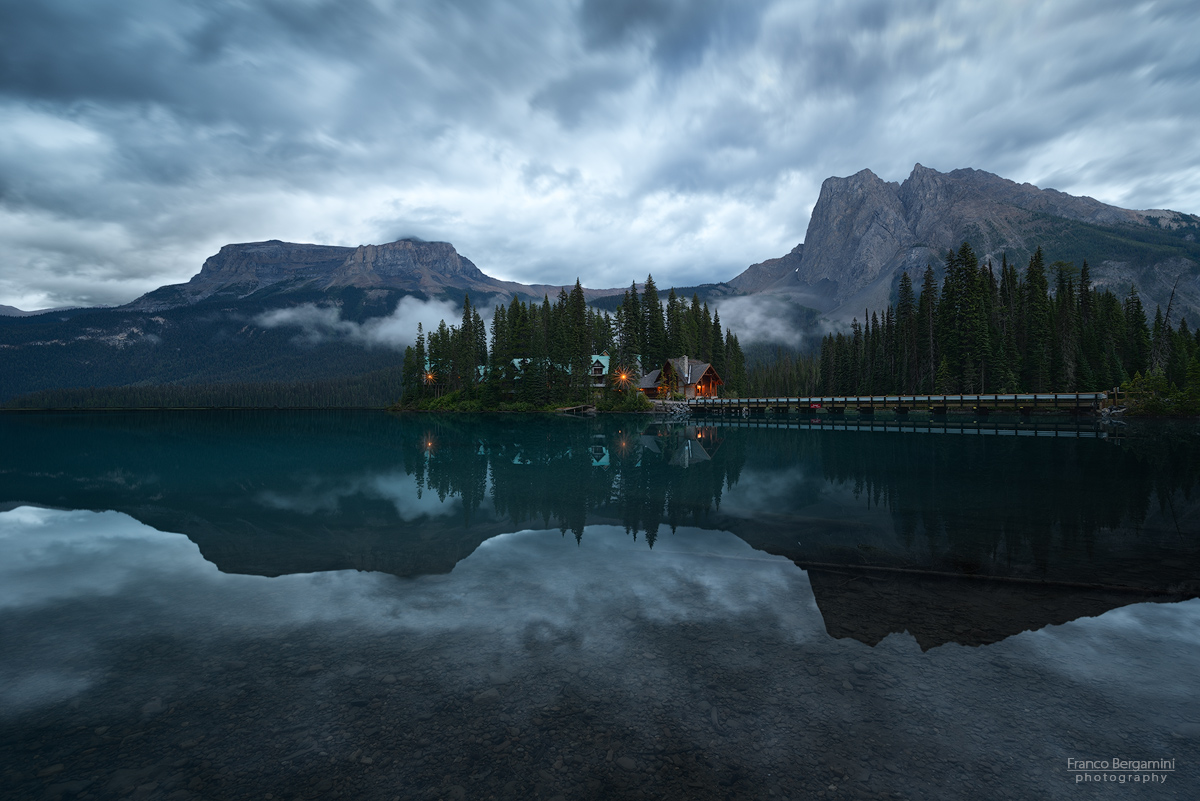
1;411;1197;800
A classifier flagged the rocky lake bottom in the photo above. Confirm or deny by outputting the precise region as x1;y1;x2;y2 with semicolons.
2;516;1197;801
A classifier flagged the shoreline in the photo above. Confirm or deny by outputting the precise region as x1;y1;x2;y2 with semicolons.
1;405;1194;420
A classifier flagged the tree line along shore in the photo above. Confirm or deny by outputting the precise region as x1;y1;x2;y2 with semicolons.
4;244;1199;415
398;277;749;412
819;244;1200;415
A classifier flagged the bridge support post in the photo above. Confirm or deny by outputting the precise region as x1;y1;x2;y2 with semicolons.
827;406;845;416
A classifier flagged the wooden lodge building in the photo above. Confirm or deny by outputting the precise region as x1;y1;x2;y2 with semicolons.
639;356;723;400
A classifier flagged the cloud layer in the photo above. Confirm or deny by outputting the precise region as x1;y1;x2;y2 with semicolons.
2;1;1199;308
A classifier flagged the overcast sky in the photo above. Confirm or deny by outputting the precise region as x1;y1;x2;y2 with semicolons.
2;0;1199;309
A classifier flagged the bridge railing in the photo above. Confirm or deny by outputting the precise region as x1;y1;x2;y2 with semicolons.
687;391;1113;408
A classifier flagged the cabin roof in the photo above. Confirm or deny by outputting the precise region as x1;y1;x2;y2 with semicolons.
667;357;721;385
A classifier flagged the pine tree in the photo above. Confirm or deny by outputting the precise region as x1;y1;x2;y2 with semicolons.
1096;290;1128;388
710;312;727;390
725;331;745;397
850;317;864;393
684;294;702;358
401;344;424;403
618;284;642;368
665;288;682;358
568;280;590;400
1151;305;1167;373
820;335;836;395
834;332;852;395
698;303;714;363
1077;261;1100;389
1123;285;1151;378
642;275;666;369
1021;247;1052;391
896;271;916;392
917;265;939;392
1050;263;1080;390
936;247;964;392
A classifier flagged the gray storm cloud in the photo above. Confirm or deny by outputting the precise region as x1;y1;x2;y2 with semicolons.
1;1;1199;308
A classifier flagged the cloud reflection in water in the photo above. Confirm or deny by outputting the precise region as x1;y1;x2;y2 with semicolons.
0;506;817;714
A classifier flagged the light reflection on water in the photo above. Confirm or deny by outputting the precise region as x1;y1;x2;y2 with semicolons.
0;411;1197;800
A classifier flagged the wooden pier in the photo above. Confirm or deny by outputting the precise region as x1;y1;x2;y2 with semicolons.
689;390;1117;416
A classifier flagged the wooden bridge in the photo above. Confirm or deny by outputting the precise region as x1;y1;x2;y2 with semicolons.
689;390;1118;416
680;417;1116;439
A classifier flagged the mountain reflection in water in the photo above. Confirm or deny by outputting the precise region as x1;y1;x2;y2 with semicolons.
2;412;1199;801
2;412;1196;651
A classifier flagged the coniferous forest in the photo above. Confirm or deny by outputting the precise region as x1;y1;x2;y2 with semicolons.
400;277;748;410
819;243;1200;412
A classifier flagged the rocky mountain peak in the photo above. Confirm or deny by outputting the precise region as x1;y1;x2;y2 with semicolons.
800;168;909;294
191;240;354;288
328;239;489;290
731;164;1200;323
124;237;508;310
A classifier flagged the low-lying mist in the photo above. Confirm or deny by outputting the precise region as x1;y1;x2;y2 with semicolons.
252;291;828;355
712;295;825;351
255;296;478;350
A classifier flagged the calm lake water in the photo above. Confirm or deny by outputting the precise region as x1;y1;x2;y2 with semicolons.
1;411;1198;801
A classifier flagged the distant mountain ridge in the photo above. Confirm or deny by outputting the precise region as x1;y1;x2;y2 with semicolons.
0;303;83;317
126;237;630;312
732;164;1200;321
4;163;1200;403
0;236;728;403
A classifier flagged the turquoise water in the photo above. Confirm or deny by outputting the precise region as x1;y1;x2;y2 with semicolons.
1;411;1197;800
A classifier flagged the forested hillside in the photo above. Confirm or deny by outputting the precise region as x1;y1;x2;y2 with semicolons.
819;243;1200;405
0;285;409;403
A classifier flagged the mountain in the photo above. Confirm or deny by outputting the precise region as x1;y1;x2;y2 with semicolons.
0;238;637;403
0;304;82;317
734;164;1200;321
0;234;764;403
126;237;628;312
728;244;805;293
5;164;1199;404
